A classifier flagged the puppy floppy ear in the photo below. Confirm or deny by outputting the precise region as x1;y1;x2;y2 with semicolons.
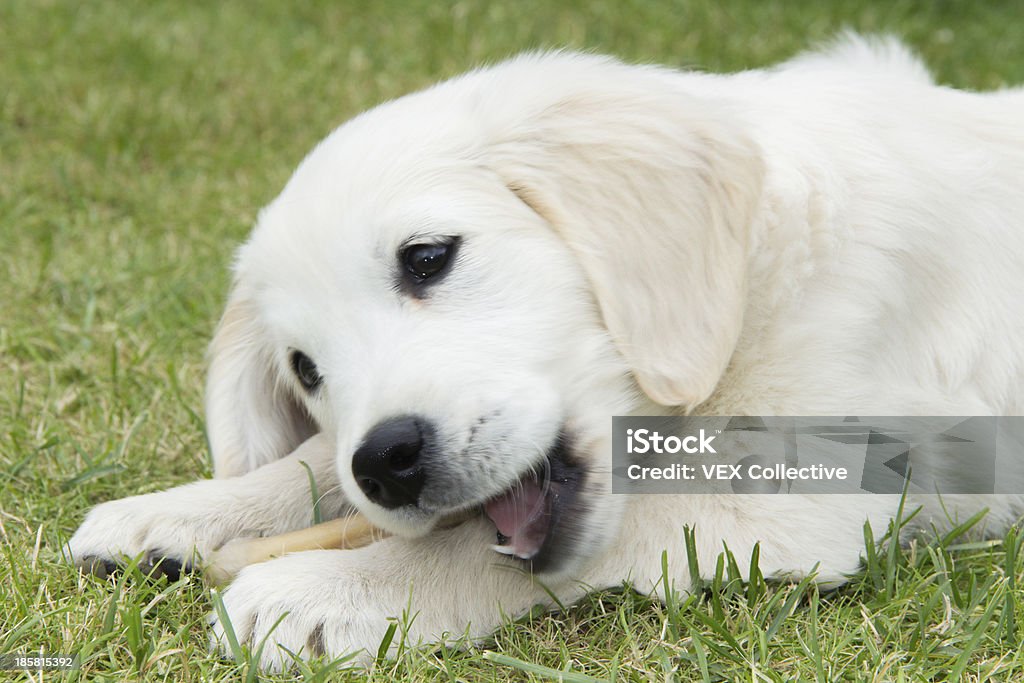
488;56;763;408
205;291;316;477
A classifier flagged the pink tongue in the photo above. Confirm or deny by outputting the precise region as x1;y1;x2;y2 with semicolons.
484;478;550;560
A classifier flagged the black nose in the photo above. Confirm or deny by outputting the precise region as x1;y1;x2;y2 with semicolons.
351;416;429;509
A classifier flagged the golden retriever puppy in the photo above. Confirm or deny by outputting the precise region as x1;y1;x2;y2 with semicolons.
68;36;1024;669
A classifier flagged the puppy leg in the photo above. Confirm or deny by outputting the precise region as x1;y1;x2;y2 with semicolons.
66;434;346;578
579;494;902;600
210;516;589;671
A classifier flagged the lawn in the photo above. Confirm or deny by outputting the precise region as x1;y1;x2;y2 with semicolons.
2;0;1024;680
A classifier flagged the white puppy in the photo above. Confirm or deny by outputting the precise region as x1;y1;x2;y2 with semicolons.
68;36;1024;669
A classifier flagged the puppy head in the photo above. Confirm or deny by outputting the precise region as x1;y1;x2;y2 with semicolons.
206;53;763;576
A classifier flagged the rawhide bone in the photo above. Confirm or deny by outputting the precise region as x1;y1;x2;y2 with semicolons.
205;513;385;585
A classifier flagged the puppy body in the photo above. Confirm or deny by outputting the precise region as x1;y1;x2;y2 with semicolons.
69;37;1024;669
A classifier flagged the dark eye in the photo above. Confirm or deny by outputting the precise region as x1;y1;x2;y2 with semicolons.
290;351;322;392
400;238;458;284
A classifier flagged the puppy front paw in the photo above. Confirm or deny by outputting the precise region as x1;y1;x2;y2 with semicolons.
65;481;249;580
210;550;391;671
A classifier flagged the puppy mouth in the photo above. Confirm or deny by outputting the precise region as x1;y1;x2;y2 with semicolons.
482;435;585;572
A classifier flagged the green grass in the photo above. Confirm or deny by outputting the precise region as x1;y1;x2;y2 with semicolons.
3;0;1024;680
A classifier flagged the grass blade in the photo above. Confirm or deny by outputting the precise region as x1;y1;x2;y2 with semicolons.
299;459;323;524
482;651;602;683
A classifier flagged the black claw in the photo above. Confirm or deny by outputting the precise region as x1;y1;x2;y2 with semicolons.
150;557;183;581
79;556;119;580
307;623;326;658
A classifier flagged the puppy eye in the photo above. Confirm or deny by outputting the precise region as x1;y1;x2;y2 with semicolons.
290;351;322;392
400;238;459;284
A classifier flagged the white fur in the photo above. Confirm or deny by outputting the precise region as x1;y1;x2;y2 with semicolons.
68;37;1024;670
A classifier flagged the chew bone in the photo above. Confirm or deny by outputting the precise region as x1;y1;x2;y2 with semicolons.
205;514;385;585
